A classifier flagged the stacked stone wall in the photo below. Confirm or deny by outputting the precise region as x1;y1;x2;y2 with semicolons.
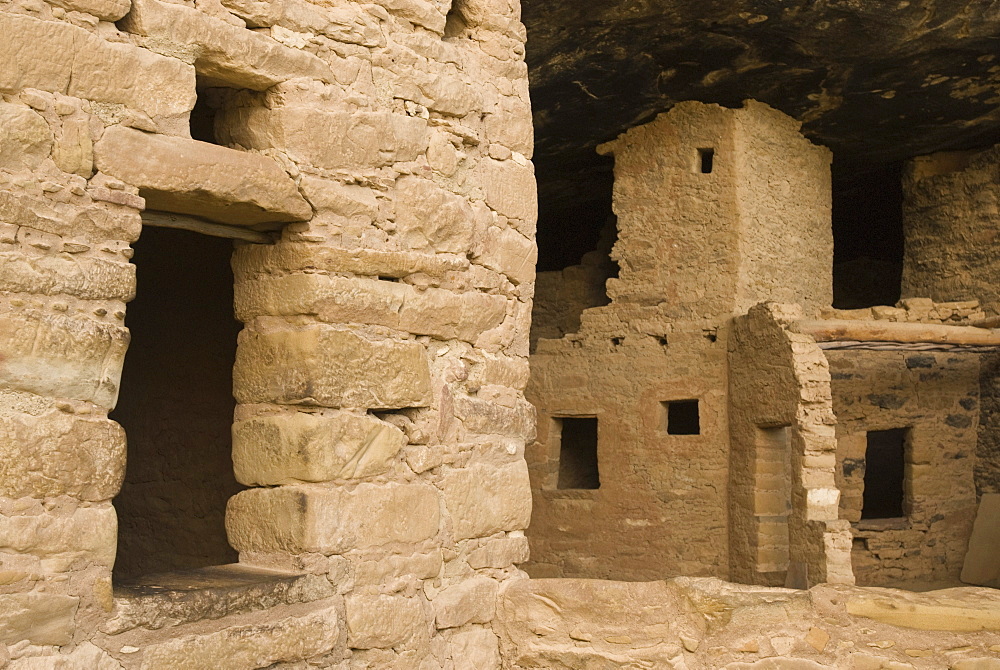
0;0;537;665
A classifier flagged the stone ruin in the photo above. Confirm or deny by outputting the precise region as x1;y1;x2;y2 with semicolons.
0;0;999;668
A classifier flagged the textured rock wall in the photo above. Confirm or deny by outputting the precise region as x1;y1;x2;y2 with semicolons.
525;101;834;582
0;0;536;664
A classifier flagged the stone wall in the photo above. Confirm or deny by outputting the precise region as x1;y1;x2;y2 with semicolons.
525;101;834;582
0;0;536;665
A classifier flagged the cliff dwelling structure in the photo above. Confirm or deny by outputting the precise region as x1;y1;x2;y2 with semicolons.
3;0;1000;668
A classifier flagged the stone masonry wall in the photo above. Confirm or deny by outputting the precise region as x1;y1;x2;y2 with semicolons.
0;0;537;666
525;101;834;582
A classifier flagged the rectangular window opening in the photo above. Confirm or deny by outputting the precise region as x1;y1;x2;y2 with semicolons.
698;148;715;174
862;428;908;519
663;399;700;435
556;417;600;490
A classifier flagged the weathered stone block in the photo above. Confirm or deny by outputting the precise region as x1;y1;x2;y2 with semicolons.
478;158;537;223
6;642;122;669
0;592;78;646
0;503;117;567
227;483;440;554
467;535;530;569
138;604;340;670
52;116;94;178
440;461;531;540
221;107;427;171
0;410;125;501
48;0;130;20
0;103;52;172
345;593;427;649
477;226;536;285
235;274;507;344
120;0;333;90
447;628;501;669
0;251;135;301
233;324;432;409
433;575;498;628
394;176;474;254
0;310;128;409
94;126;311;226
0;14;195;121
0;189;141;243
232;411;406;485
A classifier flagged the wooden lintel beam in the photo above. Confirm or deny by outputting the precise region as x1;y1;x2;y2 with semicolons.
795;319;1000;347
141;211;274;244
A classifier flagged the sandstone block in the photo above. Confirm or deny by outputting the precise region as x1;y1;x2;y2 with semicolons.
0;14;195;121
453;395;535;439
433;576;498;628
447;628;501;670
0;503;117;567
232;411;406;485
0;189;141;243
0;251;135;301
0;103;52;172
394;176;475;253
7;642;122;669
0;410;125;501
52;116;94;178
138;604;340;670
300;177;379;222
478;158;537;223
221;107;427;171
961;493;1000;587
94;126;311;226
234;324;432;409
227;482;440;554
440;461;531;540
120;0;332;90
369;0;445;32
47;0;130;20
0;592;78;646
0;309;128;409
477;226;536;285
345;593;427;649
846;590;1000;631
467;535;530;569
235;274;507;344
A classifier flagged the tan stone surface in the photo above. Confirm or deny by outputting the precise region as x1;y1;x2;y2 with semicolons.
0;103;53;172
232;410;406;485
0;502;117;567
440;461;532;541
432;575;498;629
136;604;340;670
0;409;125;501
345;594;427;649
0;14;195;121
227;482;440;553
0;592;78;646
94;126;311;226
233;324;432;409
961;494;1000;588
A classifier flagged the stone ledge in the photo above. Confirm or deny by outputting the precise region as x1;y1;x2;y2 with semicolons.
104;564;334;634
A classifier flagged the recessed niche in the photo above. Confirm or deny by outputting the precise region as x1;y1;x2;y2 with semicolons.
698;148;715;174
862;428;908;519
663;399;700;435
556;417;600;490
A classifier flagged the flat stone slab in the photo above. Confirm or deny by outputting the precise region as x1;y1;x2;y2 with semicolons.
94;126;312;226
105;564;334;634
962;493;1000;588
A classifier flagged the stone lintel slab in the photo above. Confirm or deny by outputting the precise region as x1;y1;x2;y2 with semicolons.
94;126;312;227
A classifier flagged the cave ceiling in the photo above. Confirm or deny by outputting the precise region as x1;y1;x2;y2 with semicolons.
522;0;1000;265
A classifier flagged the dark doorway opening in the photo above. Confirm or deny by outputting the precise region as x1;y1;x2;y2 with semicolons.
665;399;701;435
556;417;600;490
832;162;905;309
111;226;244;580
862;428;908;519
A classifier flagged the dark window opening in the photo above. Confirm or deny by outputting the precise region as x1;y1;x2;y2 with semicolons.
556;417;600;489
111;227;244;580
190;85;223;145
698;148;715;174
664;399;700;435
832;161;905;309
862;428;907;519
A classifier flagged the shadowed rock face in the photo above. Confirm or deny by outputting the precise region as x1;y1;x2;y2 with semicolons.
524;0;1000;266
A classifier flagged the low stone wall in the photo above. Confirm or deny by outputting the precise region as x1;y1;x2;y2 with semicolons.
497;577;1000;669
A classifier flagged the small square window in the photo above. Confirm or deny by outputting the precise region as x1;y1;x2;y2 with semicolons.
663;400;700;435
862;428;908;519
555;417;599;490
